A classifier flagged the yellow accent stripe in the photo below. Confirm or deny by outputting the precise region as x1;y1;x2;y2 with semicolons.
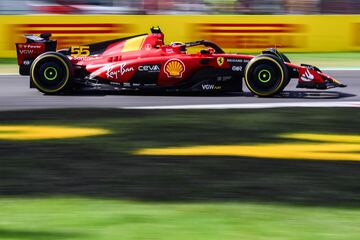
135;133;360;162
121;35;146;53
245;56;285;96
282;133;360;143
0;125;110;140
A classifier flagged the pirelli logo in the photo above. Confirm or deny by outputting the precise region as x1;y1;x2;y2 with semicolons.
13;23;131;49
192;23;307;49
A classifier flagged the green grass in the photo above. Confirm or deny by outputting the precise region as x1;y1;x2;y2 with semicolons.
286;52;360;68
0;108;359;205
0;58;16;64
0;108;359;239
0;197;359;240
240;52;360;68
0;58;17;73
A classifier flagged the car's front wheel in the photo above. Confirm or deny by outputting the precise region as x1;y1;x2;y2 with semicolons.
30;52;72;94
244;54;289;97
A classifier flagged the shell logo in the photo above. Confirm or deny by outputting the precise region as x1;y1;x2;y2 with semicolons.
164;59;185;78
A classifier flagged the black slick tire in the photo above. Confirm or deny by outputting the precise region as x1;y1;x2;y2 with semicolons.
30;52;72;94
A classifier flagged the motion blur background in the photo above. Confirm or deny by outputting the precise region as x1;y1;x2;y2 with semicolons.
1;0;360;58
0;1;359;240
1;0;360;14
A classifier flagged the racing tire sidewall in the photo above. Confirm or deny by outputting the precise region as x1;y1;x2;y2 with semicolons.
245;55;289;97
31;52;71;94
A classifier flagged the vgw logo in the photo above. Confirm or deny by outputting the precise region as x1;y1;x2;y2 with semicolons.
202;84;221;90
19;50;34;54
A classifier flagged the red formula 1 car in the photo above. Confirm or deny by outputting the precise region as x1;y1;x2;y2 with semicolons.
16;27;345;97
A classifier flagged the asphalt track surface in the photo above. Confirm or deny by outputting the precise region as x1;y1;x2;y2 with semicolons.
0;70;359;111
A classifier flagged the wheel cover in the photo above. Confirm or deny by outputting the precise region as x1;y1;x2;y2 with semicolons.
44;67;58;81
245;56;285;96
31;54;70;93
258;69;271;83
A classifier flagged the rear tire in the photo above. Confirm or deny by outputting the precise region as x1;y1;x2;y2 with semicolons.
244;54;289;97
30;52;72;94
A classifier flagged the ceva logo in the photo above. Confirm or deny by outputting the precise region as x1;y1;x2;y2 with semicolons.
138;65;160;73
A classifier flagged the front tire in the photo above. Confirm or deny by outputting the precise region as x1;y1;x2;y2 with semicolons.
30;52;72;94
244;54;289;97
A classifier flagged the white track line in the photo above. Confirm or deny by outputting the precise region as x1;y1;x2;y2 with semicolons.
322;67;360;71
0;73;18;76
123;101;360;110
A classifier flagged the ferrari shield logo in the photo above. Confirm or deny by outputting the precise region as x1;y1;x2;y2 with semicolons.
217;57;224;66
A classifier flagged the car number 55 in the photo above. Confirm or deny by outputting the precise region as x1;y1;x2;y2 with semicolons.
70;46;90;56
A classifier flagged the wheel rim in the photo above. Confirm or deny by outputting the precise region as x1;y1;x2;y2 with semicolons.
258;69;271;83
245;56;286;96
251;64;278;91
31;54;70;93
44;67;58;81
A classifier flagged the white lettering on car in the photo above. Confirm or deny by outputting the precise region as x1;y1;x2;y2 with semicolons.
138;65;160;72
19;50;34;54
106;63;134;79
231;66;243;72
202;84;221;90
21;44;41;49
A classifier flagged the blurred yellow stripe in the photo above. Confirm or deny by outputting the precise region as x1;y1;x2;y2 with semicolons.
135;133;360;161
0;125;110;140
282;133;360;143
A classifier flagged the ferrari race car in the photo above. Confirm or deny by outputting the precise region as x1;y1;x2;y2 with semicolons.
16;27;346;97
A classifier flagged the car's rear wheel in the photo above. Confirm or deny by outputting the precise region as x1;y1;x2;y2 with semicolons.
30;52;72;94
244;54;289;97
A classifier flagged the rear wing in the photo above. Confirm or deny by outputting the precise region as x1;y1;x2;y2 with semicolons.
16;33;57;75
